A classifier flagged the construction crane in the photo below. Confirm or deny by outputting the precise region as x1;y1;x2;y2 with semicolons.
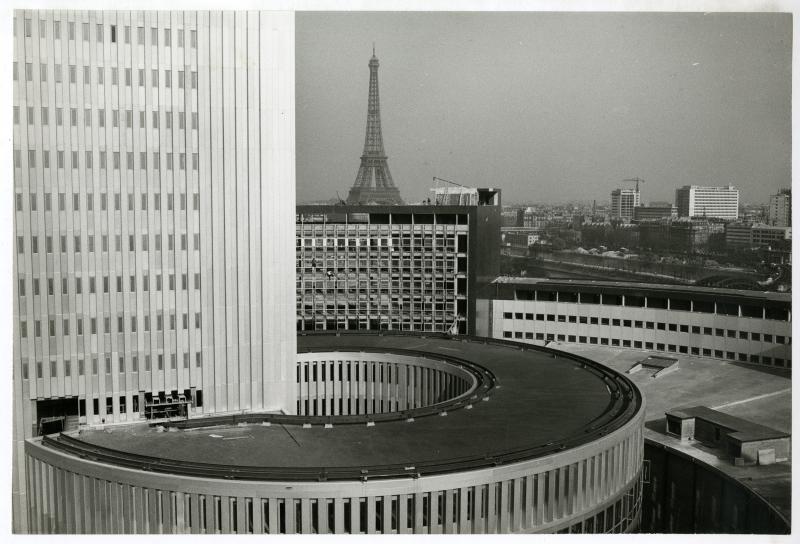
433;176;466;188
623;177;646;192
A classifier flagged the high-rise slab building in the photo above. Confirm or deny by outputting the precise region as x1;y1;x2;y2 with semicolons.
674;185;739;220
767;188;791;227
610;188;640;221
346;49;403;205
12;10;297;531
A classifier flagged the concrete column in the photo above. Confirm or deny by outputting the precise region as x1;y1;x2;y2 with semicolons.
535;474;545;526
300;498;311;534
175;492;186;534
413;492;424;533
132;486;144;534
398;494;408;534
267;499;278;534
576;460;585;513
474;486;484;532
429;492;439;534
147;488;159;533
382;495;392;534
252;498;263;534
188;494;199;534
315;498;327;534
499;480;510;532
366;496;375;534
443;489;454;534
26;459;37;533
333;498;344;534
349;498;359;534
512;477;522;532
109;481;120;533
217;497;227;534
547;470;556;523
458;488;469;533
525;475;534;529
96;478;108;534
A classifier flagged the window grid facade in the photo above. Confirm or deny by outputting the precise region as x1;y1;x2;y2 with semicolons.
13;10;297;533
484;284;792;369
296;211;470;334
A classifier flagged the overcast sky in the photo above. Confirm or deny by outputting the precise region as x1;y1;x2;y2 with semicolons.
296;12;791;205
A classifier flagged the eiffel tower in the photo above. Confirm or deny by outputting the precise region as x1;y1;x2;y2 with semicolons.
347;47;404;205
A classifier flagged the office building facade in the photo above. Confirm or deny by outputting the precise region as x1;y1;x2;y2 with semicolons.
296;202;501;335
674;185;739;220
610;189;640;221
726;223;791;249
12;10;297;531
479;278;792;369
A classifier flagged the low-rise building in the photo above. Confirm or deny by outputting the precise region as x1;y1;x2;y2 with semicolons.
726;223;791;248
633;205;677;221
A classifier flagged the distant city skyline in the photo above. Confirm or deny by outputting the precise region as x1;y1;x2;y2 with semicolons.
296;12;791;205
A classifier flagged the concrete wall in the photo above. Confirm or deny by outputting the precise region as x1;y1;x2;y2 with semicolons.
24;404;645;534
484;296;791;369
642;440;789;534
294;352;475;416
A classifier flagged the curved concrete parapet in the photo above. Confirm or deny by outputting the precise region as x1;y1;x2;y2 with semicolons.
25;333;646;534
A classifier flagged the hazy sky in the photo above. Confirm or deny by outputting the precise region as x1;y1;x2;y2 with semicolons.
296;12;791;205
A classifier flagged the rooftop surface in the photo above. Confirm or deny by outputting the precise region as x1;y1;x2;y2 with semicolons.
552;342;791;521
71;335;639;474
491;276;791;303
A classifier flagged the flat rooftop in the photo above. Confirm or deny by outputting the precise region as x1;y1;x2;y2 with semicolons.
666;406;790;443
69;335;639;475
551;342;792;521
491;276;791;303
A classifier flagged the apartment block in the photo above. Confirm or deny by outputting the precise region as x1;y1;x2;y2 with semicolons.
767;189;791;227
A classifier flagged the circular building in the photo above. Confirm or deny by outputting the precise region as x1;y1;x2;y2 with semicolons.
25;333;645;534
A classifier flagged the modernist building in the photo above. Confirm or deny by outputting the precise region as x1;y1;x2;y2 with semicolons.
12;9;297;531
610;188;641;222
296;196;501;335
675;185;739;220
479;278;792;369
25;333;646;534
725;222;791;249
767;188;791;227
15;9;789;537
632;205;676;222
